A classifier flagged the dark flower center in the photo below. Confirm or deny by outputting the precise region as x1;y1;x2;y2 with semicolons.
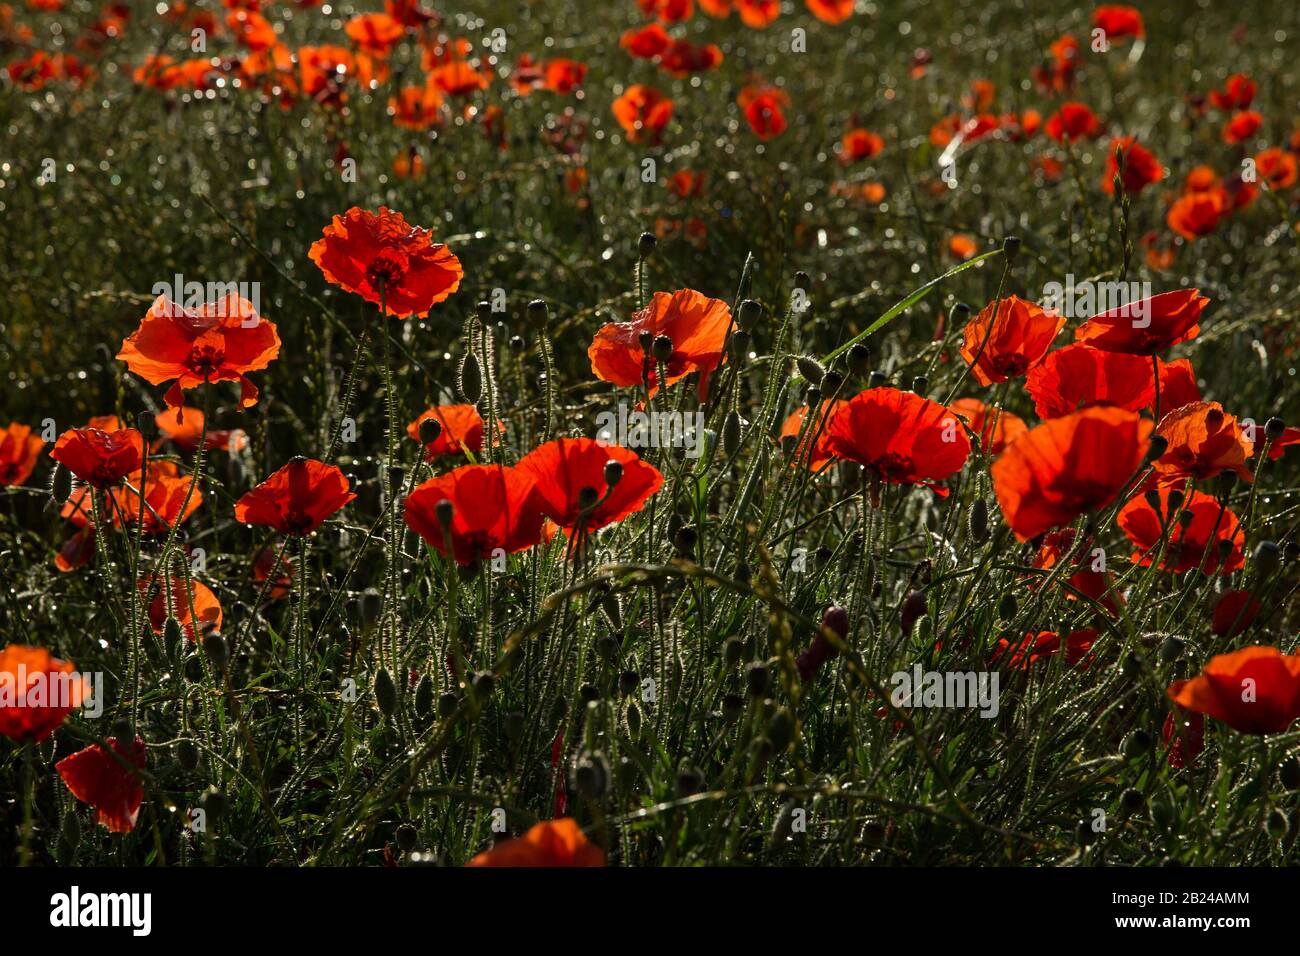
991;354;1029;378
870;452;915;483
186;342;226;380
366;250;409;291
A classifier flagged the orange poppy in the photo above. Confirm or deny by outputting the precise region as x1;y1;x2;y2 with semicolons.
638;0;693;23
994;629;1097;670
1211;589;1261;637
154;407;247;454
1074;288;1208;355
1266;426;1300;461
1221;110;1261;145
1153;401;1253;484
428;60;489;96
0;422;43;487
309;206;463;319
948;398;1027;455
1167;190;1225;240
344;12;404;57
1255;147;1298;190
806;0;853;23
141;575;223;642
1103;136;1164;196
839;128;884;163
235;457;356;536
1158;358;1201;411
1209;73;1255;111
1118;486;1244;574
543;58;586;94
991;407;1152;541
56;736;147;834
658;38;723;77
738;83;789;140
49;426;143;489
0;645;86;742
1044;102;1101;144
1024;343;1155;419
467;818;604;867
1092;4;1143;38
736;0;779;27
116;294;280;410
779;400;848;469
947;234;977;260
111;461;203;536
404;463;544;566
406;404;501;460
517;437;663;533
1167;647;1300;734
226;9;276;52
958;295;1065;386
588;288;731;397
822;387;971;493
389;83;444;129
611;85;673;144
1031;529;1123;616
620;24;671;59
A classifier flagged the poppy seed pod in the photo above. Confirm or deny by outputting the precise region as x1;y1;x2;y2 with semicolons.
638;231;657;258
202;632;228;669
527;298;549;329
437;691;458;718
1002;235;1021;260
1265;417;1285;440
603;459;623;487
911;375;928;395
970;498;990;543
738;299;762;325
1253;541;1280;577
418;416;442;446
414;674;434;718
793;271;811;292
847;343;871;375
434;497;455;530
868;370;888;389
796;355;826;385
652;334;674;363
374;668;398;716
722;410;742;457
458;352;483;403
176;738;200;771
577;486;600;511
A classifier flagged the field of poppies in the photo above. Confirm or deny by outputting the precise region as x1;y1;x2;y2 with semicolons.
2;0;1299;870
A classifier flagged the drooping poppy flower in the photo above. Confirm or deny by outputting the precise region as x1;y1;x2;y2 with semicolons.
49;426;143;489
958;295;1065;386
992;406;1151;541
235;457;356;535
738;83;789;140
822;387;971;493
543;58;586;94
1031;528;1124;616
389;83;444;129
621;24;672;59
141;575;223;641
1163;708;1204;769
1074;288;1208;355
806;0;854;23
1025;343;1155;419
839;127;884;163
56;736;147;834
0;422;43;487
1118;486;1244;574
1166;190;1225;240
949;398;1027;455
0;645;86;743
1167;647;1300;734
1157;358;1201;411
994;629;1097;670
779;399;848;469
517;437;663;533
1103;136;1164;195
309;206;463;319
1212;589;1261;637
1092;5;1144;39
115;294;280;410
1044;102;1101;144
467;818;604;867
1255;147;1298;190
344;12;404;57
1266;426;1300;461
1209;73;1256;111
611;84;673;144
1221;110;1261;145
1153;401;1253;484
404;463;544;565
588;288;732;397
735;0;780;27
406;404;501;460
154;407;248;454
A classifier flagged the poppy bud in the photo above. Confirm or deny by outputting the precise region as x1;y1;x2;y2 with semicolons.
374;668;398;716
1002;235;1021;260
727;329;750;366
435;498;454;530
418;417;442;446
721;692;744;721
672;524;697;557
458;352;483;403
577;486;600;511
738;299;762;325
1122;729;1152;759
911;375;928;395
745;661;769;697
793;271;811;292
61;808;81;848
183;654;205;682
796;356;825;385
868;370;888;389
997;593;1017;621
476;300;493;322
1274;755;1300;792
599;459;623;489
1149;794;1175;829
1254;540;1280;577
203;632;228;669
200;787;228;821
652;334;674;363
135;411;156;441
387;465;404;493
395;824;418;852
767;707;795;751
900;590;928;635
638;231;657;258
1158;635;1185;663
163;616;184;647
1121;652;1143;679
950;302;971;325
414;674;434;718
176;738;200;771
722;410;742;457
1146;435;1168;461
527;298;549;329
1177;510;1193;529
1166;488;1184;512
804;386;821;406
1265;417;1285;440
616;669;639;696
1216;470;1237;498
969;498;990;543
825;366;848;391
438;691;458;718
1143;488;1162;511
50;463;71;504
1119;788;1145;816
674;767;704;799
847;343;871;375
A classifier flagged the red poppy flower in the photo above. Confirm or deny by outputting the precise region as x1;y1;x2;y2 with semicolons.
588;288;732;397
253;546;294;601
658;39;723;77
736;0;779;27
1044;102;1102;144
992;406;1151;541
620;24;672;59
235;457;357;535
1255;147;1298;190
1266;426;1300;461
958;295;1065;386
1025;343;1155;419
113;461;203;536
467;818;604;867
1103;136;1164;195
1167;647;1300;735
389;84;444;130
839;128;884;163
1221;110;1261;145
611;84;673;144
0;422;43;487
404;463;544;565
1209;73;1255;111
779;400;848;469
807;0;854;23
1212;589;1261;637
428;60;489;96
227;9;276;51
543;58;586;94
344;12;404;57
1153;401;1253;484
309;207;463;319
1166;190;1225;240
994;629;1097;670
947;234;978;260
49;426;143;489
1092;5;1144;38
822;387;971;493
154;407;248;454
1032;529;1124;616
1074;288;1208;355
56;736;147;834
385;0;435;28
1118;486;1244;574
667;170;705;198
116;294;280;410
1163;708;1204;769
517;438;663;534
738;84;789;140
1158;358;1201;411
0;645;86;743
639;0;693;23
949;398;1027;455
141;576;223;641
406;404;501;461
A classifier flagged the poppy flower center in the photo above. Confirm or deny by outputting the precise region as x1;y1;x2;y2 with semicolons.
366;250;410;291
283;508;314;535
991;354;1029;377
186;341;226;380
869;452;916;483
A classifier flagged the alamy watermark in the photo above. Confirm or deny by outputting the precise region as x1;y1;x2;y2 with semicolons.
595;405;706;458
1042;274;1153;325
890;665;1000;718
151;274;262;326
0;665;103;718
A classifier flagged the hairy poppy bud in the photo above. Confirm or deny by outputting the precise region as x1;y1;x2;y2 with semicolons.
1143;488;1162;511
847;343;871;375
1216;470;1237;498
796;356;825;385
418;417;442;446
673;524;697;557
437;691;458;718
868;370;888;389
50;463;71;504
745;661;769;697
738;299;762;325
458;352;482;403
176;738;200;771
1265;417;1285;440
723;634;746;666
821;369;844;394
200;787;228;821
527;298;549;329
1254;541;1280;577
414;674;434;718
476;300;493;321
183;654;205;682
638;231;657;258
435;498;454;530
471;671;495;701
970;498;990;543
163;616;184;647
387;466;405;495
135;411;156;441
572;751;609;798
374;668;398;716
804;386;821;406
1158;635;1185;663
1122;729;1153;759
203;632;228;669
652;334;674;363
727;329;750;366
110;717;133;743
722;410;742;457
1002;235;1021;260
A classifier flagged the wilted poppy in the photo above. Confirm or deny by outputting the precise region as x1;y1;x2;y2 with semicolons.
517;437;663;533
141;575;223;641
958;295;1065;386
0;645;86;742
467;818;604;867
56;736;147;833
235;457;357;535
611;85;673;144
992;406;1151;541
1074;288;1208;355
1044;102;1101;144
406;404;501;460
1153;401;1253;483
49;426;143;488
822;387;971;493
738;84;789;140
1103;136;1164;195
1221;110;1261;145
0;422;43;487
116;294;280;409
310;206;463;319
779;399;848;469
995;629;1097;670
404;463;544;565
588;288;732;397
1167;646;1300;734
949;398;1027;455
1118;486;1244;574
1212;589;1261;637
1092;5;1143;38
1025;343;1155;419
